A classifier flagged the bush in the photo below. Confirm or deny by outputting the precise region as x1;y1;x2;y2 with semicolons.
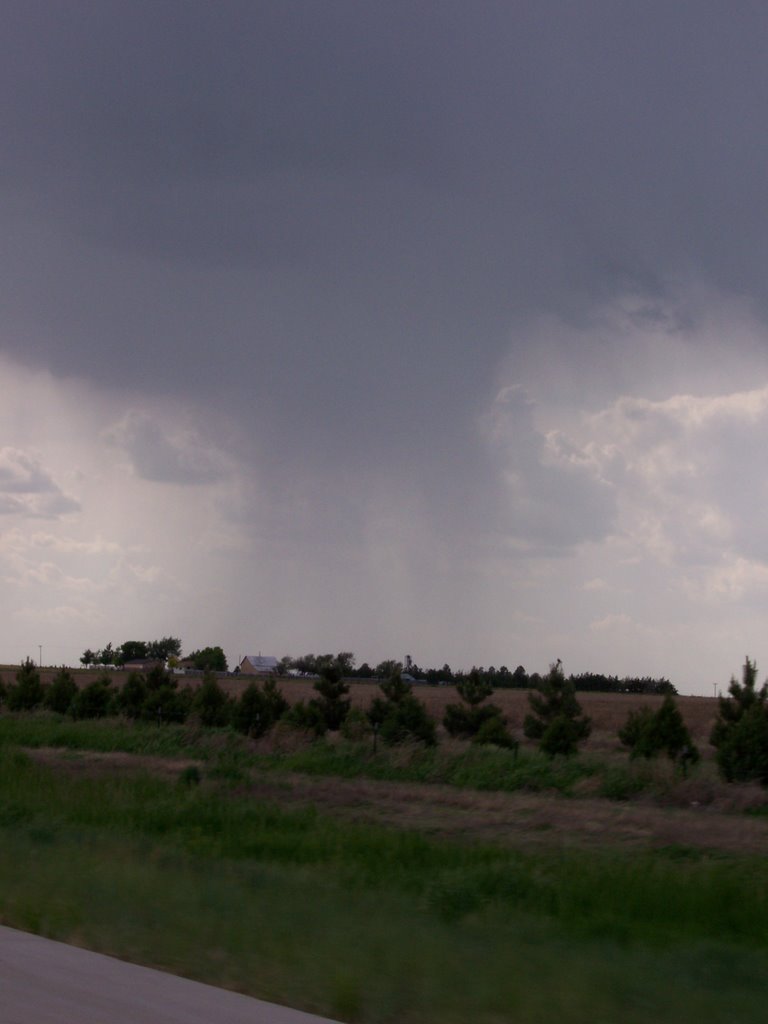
341;707;371;741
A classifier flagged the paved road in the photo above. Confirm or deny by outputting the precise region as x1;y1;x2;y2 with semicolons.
0;925;340;1024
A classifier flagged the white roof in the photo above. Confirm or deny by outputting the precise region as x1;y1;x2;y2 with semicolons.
242;655;279;670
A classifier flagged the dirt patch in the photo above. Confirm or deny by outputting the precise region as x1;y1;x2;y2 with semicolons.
24;747;203;780
239;770;768;855
25;746;768;856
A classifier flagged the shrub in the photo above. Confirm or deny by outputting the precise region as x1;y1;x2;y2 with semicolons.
179;765;202;786
341;707;371;741
524;660;591;757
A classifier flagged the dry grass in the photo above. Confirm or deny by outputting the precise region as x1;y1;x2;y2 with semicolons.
22;743;768;857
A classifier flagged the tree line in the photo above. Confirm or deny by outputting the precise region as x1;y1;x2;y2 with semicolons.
8;656;768;786
79;638;227;672
77;641;676;695
279;652;677;694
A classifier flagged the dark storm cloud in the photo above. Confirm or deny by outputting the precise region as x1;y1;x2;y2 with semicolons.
3;1;768;525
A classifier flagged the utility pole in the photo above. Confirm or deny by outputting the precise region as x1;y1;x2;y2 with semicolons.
38;645;42;669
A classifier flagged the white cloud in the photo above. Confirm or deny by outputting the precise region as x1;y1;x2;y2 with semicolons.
488;386;617;554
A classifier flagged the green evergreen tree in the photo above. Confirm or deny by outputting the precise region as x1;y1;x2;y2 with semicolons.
115;672;148;719
7;658;44;711
368;670;436;746
443;668;515;747
44;668;78;715
711;659;768;784
193;672;231;726
310;665;351;731
234;679;288;737
619;696;699;767
524;660;591;756
72;677;114;719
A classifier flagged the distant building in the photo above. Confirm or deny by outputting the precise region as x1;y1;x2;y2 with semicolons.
239;655;279;675
122;657;165;672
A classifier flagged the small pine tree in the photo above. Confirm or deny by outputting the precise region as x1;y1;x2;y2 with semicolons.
443;668;514;746
44;668;78;715
234;679;289;737
711;659;768;784
717;705;768;784
455;669;494;706
618;706;657;758
310;666;351;732
368;671;436;746
710;657;768;748
524;660;591;756
193;672;231;727
116;672;148;719
619;696;699;767
472;714;518;751
7;658;44;711
72;677;114;719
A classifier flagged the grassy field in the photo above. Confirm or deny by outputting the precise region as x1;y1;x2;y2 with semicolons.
1;712;767;1022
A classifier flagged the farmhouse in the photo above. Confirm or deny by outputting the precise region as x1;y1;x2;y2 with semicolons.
239;655;279;675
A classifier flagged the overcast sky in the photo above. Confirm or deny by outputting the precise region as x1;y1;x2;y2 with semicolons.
4;2;768;692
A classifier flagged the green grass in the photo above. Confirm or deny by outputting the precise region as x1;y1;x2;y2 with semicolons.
0;713;694;801
0;712;203;758
1;744;768;1022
